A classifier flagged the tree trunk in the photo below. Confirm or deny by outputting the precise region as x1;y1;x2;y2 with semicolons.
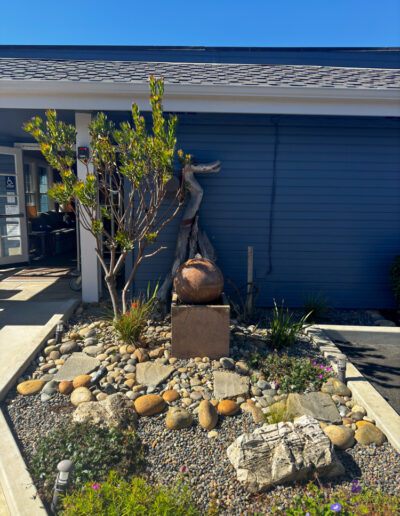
105;275;119;316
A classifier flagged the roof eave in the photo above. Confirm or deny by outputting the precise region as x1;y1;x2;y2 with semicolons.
0;80;399;116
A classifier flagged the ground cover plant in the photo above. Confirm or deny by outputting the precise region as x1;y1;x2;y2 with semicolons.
271;480;400;515
248;353;333;393
31;421;144;504
60;471;207;516
269;299;311;349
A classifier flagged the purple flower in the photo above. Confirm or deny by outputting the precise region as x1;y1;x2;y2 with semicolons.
92;483;100;491
318;374;323;379
330;503;342;512
326;366;331;371
274;381;278;386
181;465;187;473
312;362;317;366
319;364;324;368
351;479;361;493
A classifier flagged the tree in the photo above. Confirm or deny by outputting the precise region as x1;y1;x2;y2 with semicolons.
24;77;189;316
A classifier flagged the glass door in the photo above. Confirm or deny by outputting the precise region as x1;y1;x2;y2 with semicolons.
0;147;29;265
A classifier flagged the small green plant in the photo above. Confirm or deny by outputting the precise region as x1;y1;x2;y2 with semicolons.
273;480;400;515
247;353;332;393
269;299;311;349
60;471;202;516
303;293;330;323
265;403;294;424
31;422;143;504
110;282;158;345
390;255;400;313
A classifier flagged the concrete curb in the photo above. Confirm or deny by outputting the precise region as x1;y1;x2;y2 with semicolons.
0;297;80;516
307;326;400;454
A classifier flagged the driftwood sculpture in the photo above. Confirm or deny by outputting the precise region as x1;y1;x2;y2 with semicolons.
156;160;221;313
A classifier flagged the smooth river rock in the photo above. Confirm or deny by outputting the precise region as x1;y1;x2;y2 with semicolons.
321;377;351;397
134;394;166;416
355;422;386;446
323;425;355;449
165;407;193;430
198;400;218;430
227;415;344;492
70;386;94;406
17;379;45;396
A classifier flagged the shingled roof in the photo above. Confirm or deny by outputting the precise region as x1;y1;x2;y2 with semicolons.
0;58;399;89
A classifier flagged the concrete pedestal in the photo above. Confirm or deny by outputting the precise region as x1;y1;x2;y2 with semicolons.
171;293;230;359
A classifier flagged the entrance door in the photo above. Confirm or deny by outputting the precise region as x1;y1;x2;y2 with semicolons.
0;147;29;265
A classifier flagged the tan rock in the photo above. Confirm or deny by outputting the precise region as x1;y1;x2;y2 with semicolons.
323;425;355;449
134;348;149;363
70;387;94;406
352;405;366;416
163;390;180;402
68;332;80;340
355;423;386;446
198;400;218;430
321;378;351;397
210;399;219;407
59;380;73;395
73;375;92;389
134;394;166;416
166;407;193;430
17;379;45;396
251;406;265;424
149;347;165;359
124;379;135;388
218;400;240;416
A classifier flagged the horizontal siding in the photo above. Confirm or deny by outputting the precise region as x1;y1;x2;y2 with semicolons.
132;113;400;309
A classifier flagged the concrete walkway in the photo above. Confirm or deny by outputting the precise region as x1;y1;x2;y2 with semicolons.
0;268;80;515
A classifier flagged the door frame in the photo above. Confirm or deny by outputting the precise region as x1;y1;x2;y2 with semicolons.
0;146;29;265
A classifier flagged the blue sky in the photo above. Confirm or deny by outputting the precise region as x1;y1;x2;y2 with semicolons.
1;0;399;47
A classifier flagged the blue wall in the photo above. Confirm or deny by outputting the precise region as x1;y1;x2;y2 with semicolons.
132;113;400;308
0;46;399;68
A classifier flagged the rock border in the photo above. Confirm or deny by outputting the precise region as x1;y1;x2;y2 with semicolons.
0;298;79;516
307;325;400;454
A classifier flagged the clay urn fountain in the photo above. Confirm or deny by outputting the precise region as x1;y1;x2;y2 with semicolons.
173;257;224;304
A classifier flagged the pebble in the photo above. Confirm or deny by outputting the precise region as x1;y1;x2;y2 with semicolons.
17;380;45;396
70;387;94;406
134;394;166;416
165;407;193;430
218;400;240;416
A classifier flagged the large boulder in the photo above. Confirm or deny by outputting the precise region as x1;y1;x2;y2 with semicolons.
227;415;344;492
72;393;137;429
174;257;223;304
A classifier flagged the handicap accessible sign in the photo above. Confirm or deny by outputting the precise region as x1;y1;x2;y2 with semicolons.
6;176;16;191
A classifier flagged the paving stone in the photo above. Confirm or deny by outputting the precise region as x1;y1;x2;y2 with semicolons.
136;362;174;387
213;371;249;400
286;392;341;424
53;352;100;381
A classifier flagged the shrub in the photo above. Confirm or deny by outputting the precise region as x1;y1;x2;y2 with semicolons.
390;255;400;312
269;299;311;349
272;480;400;515
31;421;143;504
303;293;330;323
248;353;333;393
111;283;158;345
60;471;202;516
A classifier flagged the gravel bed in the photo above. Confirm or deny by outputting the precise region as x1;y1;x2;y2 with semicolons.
4;390;400;515
256;308;376;327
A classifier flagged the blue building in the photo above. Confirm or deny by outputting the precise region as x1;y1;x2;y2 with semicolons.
0;46;399;308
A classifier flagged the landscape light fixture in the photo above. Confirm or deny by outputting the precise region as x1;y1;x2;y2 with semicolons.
50;460;74;513
336;353;347;384
55;322;64;344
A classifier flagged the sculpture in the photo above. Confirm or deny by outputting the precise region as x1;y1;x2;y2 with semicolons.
156;160;221;311
174;256;224;304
